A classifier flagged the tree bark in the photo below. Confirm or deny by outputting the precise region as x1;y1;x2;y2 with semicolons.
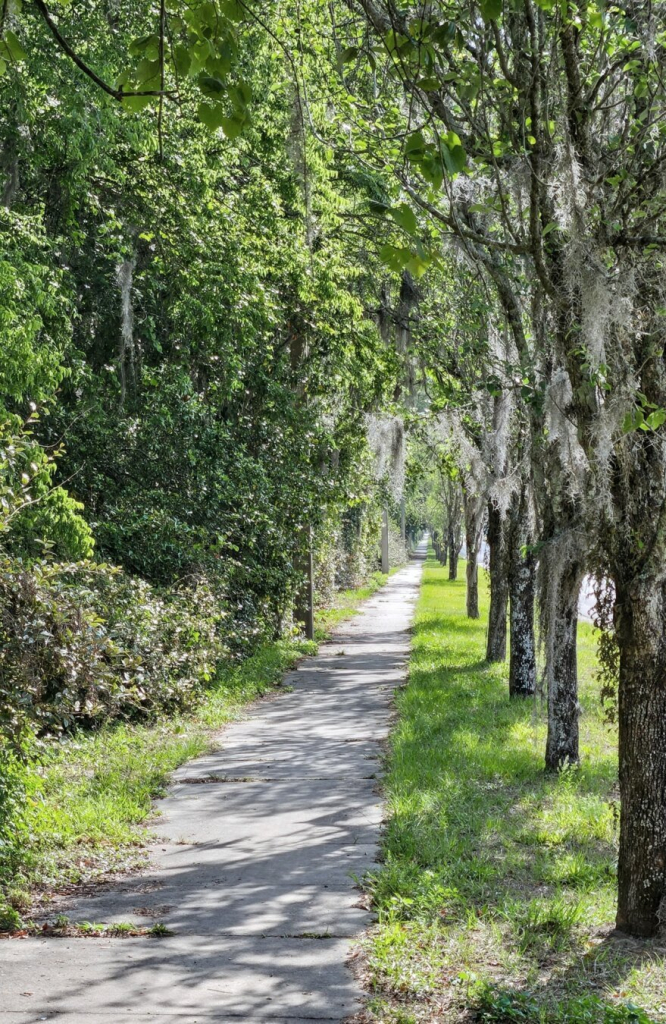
448;528;459;581
466;552;479;617
509;550;536;697
507;492;536;697
544;560;582;771
614;578;666;937
463;490;483;619
486;501;508;661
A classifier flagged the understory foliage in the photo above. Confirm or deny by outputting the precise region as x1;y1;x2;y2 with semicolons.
0;1;411;845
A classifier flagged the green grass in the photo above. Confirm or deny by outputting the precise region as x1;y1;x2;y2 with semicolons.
314;569;396;638
0;567;395;930
363;553;666;1024
0;638;315;926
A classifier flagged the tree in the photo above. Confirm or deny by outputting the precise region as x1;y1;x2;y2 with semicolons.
339;0;666;935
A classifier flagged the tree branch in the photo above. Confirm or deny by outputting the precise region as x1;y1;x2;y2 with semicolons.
33;0;175;103
613;234;666;248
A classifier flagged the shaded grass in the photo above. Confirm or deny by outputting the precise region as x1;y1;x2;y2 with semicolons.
314;569;395;638
0;565;395;929
363;554;666;1023
0;638;314;925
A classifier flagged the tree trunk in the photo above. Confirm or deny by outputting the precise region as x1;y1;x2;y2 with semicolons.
448;529;458;580
509;549;536;697
507;492;536;697
293;527;314;640
544;561;582;771
463;491;483;619
486;502;508;661
614;579;666;937
466;553;479;618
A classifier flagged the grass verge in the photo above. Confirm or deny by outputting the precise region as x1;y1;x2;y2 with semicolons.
361;553;666;1023
314;569;397;638
0;566;400;931
0;638;314;929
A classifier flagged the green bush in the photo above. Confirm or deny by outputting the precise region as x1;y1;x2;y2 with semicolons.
0;557;230;748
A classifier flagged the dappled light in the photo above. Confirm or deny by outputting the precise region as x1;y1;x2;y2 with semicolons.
364;555;665;1021
2;1;666;1020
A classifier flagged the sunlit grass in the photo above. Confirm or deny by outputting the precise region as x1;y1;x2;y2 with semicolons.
1;566;393;928
364;553;666;1023
1;638;314;924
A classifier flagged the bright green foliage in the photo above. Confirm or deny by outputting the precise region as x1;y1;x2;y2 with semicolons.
0;211;70;409
471;983;659;1024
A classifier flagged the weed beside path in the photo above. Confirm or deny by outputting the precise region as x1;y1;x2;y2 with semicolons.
0;569;396;931
362;554;666;1023
0;639;314;929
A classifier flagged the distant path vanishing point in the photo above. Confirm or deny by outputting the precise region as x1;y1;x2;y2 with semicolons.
0;542;426;1024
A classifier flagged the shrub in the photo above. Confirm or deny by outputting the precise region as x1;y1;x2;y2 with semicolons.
0;557;230;749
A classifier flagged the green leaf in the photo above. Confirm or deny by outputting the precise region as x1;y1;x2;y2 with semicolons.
390;203;418;235
420;153;443;189
228;80;252;111
441;141;466;174
121;93;155;112
481;0;502;21
173;45;192;78
340;46;359;63
646;409;666;431
206;54;232;79
379;243;411;273
220;0;245;23
404;130;426;156
0;57;6;76
198;74;227;97
136;58;160;88
197;102;227;130
190;40;213;76
417;76;440;91
129;34;160;59
2;30;27;62
622;407;645;433
220;114;246;139
406;253;430;279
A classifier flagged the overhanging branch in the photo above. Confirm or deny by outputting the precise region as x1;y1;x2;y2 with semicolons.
33;0;175;103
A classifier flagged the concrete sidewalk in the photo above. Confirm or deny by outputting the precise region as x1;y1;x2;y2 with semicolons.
0;546;425;1023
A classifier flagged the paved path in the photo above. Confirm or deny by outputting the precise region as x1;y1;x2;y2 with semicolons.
0;547;425;1024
